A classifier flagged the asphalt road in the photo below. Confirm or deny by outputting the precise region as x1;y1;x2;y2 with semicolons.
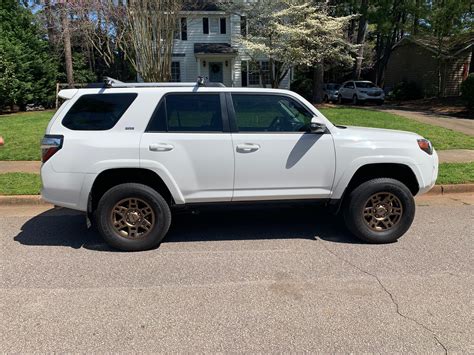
1;194;473;353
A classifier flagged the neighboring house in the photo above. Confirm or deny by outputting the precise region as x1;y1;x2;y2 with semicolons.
170;3;292;88
384;36;473;97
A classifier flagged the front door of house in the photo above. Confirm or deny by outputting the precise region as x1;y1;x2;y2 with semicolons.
209;62;223;83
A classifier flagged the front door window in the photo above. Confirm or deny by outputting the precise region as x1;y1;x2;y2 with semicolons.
209;62;223;83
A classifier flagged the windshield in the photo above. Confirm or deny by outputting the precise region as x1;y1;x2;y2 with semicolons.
355;82;377;88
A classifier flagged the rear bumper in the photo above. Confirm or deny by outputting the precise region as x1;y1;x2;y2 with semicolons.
40;162;87;211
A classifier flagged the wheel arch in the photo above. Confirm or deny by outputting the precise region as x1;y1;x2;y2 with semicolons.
329;162;420;214
88;168;177;214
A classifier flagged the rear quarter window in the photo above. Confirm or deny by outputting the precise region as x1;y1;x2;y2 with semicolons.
62;93;137;130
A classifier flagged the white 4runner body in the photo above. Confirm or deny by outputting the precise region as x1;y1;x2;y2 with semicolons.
41;83;438;251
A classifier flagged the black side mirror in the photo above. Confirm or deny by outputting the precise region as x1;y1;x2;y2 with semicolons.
310;122;327;134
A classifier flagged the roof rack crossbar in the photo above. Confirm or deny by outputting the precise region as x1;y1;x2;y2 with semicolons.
102;76;226;88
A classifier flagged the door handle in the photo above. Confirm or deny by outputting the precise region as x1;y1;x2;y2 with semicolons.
236;143;260;153
149;143;174;152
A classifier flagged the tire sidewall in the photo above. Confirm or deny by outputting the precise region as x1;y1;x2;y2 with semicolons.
96;183;171;251
344;179;415;243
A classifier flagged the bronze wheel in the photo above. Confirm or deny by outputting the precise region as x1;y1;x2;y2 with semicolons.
110;197;155;239
362;192;403;232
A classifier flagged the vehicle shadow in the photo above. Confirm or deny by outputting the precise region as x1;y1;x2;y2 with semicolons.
13;204;363;251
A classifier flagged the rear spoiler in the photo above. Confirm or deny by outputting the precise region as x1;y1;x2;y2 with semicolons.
58;89;79;100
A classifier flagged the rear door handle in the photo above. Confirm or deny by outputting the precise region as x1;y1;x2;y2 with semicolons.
149;143;174;152
236;143;260;153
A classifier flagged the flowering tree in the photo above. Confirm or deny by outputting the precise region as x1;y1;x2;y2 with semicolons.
232;0;355;97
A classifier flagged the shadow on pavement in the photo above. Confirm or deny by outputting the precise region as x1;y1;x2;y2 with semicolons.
14;204;363;251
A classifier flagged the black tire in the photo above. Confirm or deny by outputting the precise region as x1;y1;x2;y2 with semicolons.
343;178;415;244
352;95;358;105
95;183;171;251
337;95;343;104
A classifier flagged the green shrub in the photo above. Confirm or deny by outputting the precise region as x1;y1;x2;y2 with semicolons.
461;74;474;109
389;80;424;101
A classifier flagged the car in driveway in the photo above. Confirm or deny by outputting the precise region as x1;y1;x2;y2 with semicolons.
323;83;341;103
338;80;385;105
40;78;437;251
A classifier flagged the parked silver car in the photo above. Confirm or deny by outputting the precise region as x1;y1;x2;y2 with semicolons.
338;81;385;105
323;83;341;103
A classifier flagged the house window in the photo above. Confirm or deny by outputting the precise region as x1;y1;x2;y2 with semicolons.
171;62;181;82
247;61;271;86
210;18;219;33
175;17;187;40
241;16;247;37
203;17;226;34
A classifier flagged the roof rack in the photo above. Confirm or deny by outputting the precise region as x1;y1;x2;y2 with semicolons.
94;76;226;88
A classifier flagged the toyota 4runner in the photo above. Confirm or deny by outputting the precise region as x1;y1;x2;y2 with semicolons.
41;78;438;251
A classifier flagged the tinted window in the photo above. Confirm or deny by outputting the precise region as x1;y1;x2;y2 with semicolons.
232;94;313;132
344;82;354;88
62;93;137;131
355;82;377;88
147;94;223;132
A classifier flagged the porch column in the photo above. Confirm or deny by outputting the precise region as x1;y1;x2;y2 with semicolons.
197;58;201;77
230;58;235;87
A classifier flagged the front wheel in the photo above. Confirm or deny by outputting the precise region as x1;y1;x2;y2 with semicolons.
343;178;415;244
95;183;171;251
337;95;343;104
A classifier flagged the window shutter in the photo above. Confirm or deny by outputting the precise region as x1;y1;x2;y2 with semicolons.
241;61;248;87
203;18;209;34
181;18;187;40
241;16;247;37
220;18;226;34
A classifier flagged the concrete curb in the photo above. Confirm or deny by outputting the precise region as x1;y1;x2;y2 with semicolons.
0;184;472;206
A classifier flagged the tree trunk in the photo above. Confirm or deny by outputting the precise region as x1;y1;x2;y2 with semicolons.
61;6;74;88
352;0;369;80
312;63;324;104
44;0;56;45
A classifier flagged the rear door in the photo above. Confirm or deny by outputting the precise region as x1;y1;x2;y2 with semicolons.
140;93;234;203
229;93;336;201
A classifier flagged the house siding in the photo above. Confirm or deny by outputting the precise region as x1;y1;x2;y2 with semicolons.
385;40;472;97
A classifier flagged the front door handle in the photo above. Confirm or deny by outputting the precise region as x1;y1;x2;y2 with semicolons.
149;143;174;152
236;143;260;153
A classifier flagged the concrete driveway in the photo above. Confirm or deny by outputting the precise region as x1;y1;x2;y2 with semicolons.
1;194;472;353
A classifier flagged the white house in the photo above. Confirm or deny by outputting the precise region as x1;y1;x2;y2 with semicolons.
170;3;292;88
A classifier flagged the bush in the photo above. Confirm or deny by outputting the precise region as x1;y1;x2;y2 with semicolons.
389;80;424;101
461;74;474;109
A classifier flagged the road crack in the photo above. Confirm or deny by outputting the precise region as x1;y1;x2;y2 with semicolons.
319;242;448;354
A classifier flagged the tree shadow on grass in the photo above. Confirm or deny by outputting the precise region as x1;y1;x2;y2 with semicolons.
14;204;363;251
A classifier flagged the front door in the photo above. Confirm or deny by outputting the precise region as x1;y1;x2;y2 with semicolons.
209;62;223;83
229;93;336;201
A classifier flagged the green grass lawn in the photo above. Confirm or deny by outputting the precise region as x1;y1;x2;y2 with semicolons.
0;173;41;195
319;107;474;151
0;162;471;195
437;162;474;185
0;110;54;161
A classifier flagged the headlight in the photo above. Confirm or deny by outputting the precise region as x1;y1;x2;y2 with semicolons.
417;139;433;155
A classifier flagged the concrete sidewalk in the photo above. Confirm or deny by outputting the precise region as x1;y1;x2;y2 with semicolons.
376;108;474;136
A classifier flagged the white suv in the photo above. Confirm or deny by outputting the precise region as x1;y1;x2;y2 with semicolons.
41;79;438;251
338;80;385;105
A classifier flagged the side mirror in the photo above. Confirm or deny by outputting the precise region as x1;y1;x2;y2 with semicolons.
310;122;327;134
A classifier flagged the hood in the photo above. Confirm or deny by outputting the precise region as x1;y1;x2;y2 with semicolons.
339;125;422;140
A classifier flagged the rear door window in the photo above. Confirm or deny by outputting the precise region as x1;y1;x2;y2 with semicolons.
146;93;224;132
62;93;137;130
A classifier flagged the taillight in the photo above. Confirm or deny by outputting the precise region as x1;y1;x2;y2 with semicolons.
41;135;63;163
417;139;433;155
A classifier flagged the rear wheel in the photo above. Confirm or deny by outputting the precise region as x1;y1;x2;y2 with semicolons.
343;178;415;243
96;183;171;251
